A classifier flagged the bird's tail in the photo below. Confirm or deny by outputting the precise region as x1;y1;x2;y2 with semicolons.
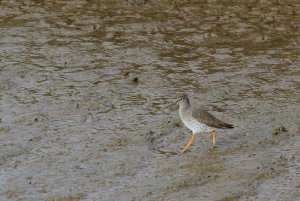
223;123;234;129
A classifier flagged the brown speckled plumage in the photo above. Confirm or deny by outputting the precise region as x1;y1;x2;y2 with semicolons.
191;107;234;129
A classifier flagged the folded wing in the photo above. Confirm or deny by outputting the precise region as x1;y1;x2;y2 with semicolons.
192;108;234;129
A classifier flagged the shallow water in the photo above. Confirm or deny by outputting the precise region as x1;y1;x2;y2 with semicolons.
0;0;299;200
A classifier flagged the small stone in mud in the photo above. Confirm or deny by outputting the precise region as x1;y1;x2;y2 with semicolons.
123;71;129;76
174;122;180;127
143;191;152;196
132;77;139;83
272;125;288;135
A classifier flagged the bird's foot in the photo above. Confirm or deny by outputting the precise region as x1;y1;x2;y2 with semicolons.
182;134;195;154
212;129;216;148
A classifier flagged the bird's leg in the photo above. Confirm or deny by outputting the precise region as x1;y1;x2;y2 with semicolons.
182;134;196;153
212;129;216;148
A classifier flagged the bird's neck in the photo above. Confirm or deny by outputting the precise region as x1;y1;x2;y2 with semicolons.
179;101;190;112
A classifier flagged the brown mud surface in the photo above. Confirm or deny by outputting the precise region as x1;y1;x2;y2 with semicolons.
0;1;299;201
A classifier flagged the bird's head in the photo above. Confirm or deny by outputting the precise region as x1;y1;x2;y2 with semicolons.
176;93;190;106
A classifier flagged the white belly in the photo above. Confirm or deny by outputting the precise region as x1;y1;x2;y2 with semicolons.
181;117;213;134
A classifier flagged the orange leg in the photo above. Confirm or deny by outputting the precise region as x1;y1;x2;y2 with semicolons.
212;129;216;148
182;134;196;153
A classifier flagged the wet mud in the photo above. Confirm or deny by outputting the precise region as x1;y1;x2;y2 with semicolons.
0;0;299;201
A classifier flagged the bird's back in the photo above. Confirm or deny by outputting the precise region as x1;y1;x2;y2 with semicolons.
191;107;234;129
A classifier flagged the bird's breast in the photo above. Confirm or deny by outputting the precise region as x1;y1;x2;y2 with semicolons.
181;116;213;134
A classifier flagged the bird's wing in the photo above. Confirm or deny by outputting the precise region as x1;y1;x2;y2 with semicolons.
192;107;234;129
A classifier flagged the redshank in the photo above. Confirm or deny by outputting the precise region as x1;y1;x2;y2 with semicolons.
174;93;234;153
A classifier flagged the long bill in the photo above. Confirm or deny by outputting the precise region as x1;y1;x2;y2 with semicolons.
164;99;180;109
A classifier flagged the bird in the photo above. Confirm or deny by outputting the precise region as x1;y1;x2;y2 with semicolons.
174;93;234;153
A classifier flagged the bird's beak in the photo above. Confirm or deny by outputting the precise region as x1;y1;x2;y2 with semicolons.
164;99;180;109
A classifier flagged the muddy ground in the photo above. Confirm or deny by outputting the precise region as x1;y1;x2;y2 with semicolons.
0;0;299;201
